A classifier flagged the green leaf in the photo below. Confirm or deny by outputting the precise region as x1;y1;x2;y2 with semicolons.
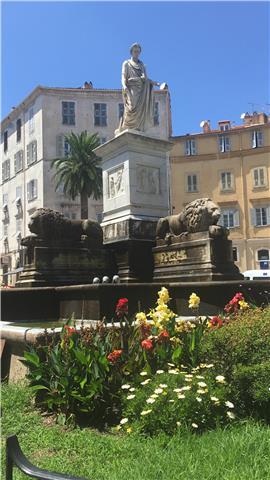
24;351;40;367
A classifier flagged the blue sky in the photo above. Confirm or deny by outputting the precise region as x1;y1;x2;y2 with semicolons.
2;1;269;134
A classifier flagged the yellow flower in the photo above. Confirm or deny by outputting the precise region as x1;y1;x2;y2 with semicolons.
239;300;249;310
157;287;170;305
188;292;200;309
136;311;147;323
127;427;132;433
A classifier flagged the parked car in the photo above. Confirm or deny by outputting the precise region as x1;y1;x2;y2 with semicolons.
243;269;270;280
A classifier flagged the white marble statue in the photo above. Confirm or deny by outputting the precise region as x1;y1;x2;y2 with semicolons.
118;43;161;133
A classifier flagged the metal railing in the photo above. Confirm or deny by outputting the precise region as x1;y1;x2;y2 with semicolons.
6;435;87;480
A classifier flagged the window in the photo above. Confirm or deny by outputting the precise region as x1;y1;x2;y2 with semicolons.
232;247;238;262
2;159;10;182
185;139;196;156
187;174;198;192
221;171;234;191
71;213;77;220
27;140;37;166
218;135;231;152
4;224;8;237
253;167;267;188
257;249;269;270
219;209;240;228
14;150;24;174
252;130;263;148
118;103;124;120
251;207;270;227
4;130;8;152
16;218;22;233
96;212;103;223
56;135;70;157
16;119;22;142
27;179;38;201
29;107;35;134
62;101;75;125
2;193;9;221
3;193;8;205
220;124;230;131
154;102;159;126
94;103;107;126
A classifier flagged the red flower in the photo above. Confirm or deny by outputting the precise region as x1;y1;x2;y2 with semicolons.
224;292;245;314
141;339;153;351
115;298;128;317
107;349;123;363
64;325;77;336
158;330;170;342
209;316;223;328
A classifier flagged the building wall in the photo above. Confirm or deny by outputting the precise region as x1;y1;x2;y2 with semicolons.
1;86;171;283
170;120;270;273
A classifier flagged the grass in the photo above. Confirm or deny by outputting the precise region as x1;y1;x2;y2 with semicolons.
2;383;270;480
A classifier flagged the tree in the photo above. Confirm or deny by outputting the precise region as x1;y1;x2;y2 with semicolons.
52;131;102;219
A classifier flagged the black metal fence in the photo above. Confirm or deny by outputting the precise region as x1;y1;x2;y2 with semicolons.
6;435;87;480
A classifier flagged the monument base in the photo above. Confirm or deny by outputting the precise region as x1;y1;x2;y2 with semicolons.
153;231;243;282
16;243;113;288
102;217;156;282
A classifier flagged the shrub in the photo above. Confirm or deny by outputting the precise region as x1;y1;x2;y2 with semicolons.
200;306;270;421
119;365;236;436
23;322;123;425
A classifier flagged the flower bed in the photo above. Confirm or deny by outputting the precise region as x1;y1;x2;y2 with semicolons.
23;287;270;431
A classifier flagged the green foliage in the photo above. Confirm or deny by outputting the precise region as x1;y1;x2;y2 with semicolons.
23;323;122;425
51;131;102;217
2;384;270;480
200;306;270;420
120;366;235;436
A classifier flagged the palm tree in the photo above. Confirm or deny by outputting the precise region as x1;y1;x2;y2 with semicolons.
52;131;102;219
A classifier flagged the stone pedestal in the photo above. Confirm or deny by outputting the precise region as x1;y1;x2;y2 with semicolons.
16;238;113;287
95;129;173;282
153;231;243;282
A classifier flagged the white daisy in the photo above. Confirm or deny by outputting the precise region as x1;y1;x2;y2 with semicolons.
120;418;128;425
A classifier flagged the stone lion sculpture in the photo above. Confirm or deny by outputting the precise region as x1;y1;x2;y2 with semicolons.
156;198;228;242
28;208;103;245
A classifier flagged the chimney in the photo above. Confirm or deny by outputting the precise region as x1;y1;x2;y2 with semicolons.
200;120;211;133
242;111;268;126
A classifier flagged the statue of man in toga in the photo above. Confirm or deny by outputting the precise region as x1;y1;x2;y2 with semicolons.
118;43;161;133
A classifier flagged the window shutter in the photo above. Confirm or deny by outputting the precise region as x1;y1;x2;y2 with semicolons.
259;168;265;186
252;131;257;148
219;136;224;153
193;175;197;190
253;168;259;186
191;140;196;155
185;141;190;156
266;206;270;225
225;136;230;152
27;182;30;201
34;140;37;161
27;144;30;165
33;179;38;199
250;208;256;226
56;135;63;157
234;210;240;227
7;160;10;178
257;131;263;147
14;154;17;174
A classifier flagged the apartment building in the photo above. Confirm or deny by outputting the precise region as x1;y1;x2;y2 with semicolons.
1;83;172;283
170;112;270;273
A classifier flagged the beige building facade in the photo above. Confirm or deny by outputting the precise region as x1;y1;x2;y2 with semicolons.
170;113;270;273
1;83;172;283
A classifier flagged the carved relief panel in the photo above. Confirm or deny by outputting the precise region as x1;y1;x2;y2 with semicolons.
136;165;160;195
108;165;125;199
